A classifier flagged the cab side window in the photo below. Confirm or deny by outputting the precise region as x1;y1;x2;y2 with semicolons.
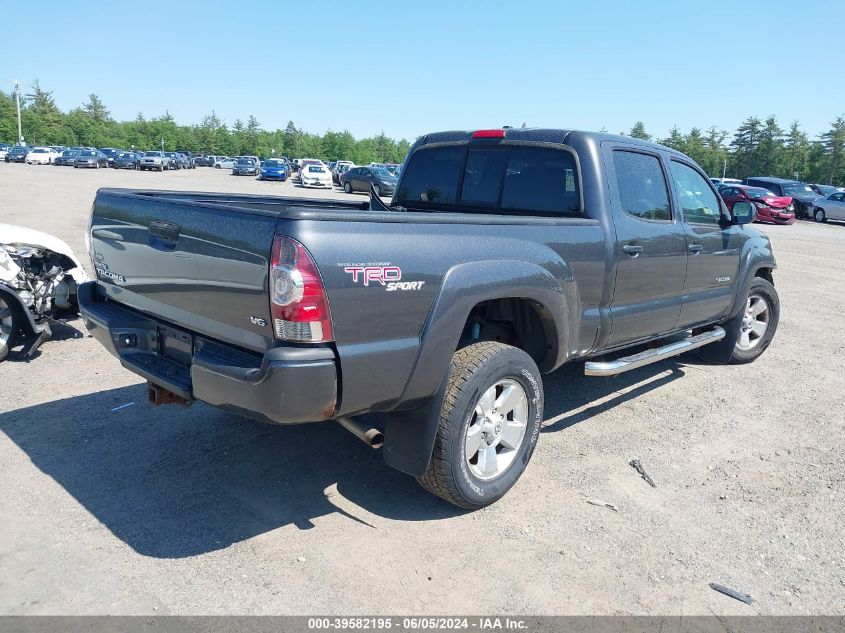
611;150;671;221
669;161;722;225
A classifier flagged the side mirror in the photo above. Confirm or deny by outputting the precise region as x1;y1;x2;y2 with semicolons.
732;200;756;225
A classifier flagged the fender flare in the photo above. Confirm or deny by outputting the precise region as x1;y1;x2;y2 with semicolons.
381;259;575;476
727;236;777;319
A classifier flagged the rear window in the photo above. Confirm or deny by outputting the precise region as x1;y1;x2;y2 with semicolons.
396;144;580;215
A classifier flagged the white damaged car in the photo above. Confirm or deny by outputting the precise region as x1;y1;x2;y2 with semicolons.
0;224;88;361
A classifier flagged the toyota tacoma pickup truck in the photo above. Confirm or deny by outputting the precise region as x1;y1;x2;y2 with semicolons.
79;128;779;509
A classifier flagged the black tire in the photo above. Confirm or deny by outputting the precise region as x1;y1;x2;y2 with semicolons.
814;208;827;223
343;181;352;193
699;277;779;365
417;341;544;509
373;184;381;197
0;296;16;363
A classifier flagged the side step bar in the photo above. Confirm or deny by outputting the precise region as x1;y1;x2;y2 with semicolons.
585;326;726;377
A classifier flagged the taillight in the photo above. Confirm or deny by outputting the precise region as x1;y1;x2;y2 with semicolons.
269;235;333;343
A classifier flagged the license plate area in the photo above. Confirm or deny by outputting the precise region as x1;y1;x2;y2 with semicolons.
157;325;193;366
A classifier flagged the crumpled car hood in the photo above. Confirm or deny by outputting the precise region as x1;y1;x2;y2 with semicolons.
0;223;88;283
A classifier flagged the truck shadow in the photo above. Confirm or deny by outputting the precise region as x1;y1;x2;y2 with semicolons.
541;359;686;433
0;357;688;559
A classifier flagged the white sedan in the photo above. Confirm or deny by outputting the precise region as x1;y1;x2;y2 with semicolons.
300;164;333;188
26;147;60;164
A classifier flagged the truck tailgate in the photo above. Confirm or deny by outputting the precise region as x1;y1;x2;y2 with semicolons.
89;189;278;352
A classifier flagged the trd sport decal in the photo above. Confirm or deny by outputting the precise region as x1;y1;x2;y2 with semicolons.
342;265;426;291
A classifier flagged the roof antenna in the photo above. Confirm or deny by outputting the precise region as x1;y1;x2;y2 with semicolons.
521;122;526;128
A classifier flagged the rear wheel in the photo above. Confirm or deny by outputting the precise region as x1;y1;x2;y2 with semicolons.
417;342;543;509
0;297;16;362
814;208;827;223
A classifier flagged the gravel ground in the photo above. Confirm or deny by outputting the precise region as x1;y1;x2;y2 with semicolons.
0;162;843;615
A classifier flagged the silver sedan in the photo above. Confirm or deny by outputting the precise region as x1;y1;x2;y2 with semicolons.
812;192;845;223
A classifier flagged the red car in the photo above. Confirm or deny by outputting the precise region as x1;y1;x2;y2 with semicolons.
718;185;795;225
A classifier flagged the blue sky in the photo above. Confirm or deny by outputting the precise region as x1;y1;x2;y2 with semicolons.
3;1;843;141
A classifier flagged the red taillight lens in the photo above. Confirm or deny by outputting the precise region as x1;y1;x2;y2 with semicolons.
270;235;333;342
472;129;506;139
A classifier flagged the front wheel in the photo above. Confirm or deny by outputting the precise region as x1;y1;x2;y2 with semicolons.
814;208;826;223
373;184;381;197
417;342;544;509
0;296;17;362
343;181;352;193
700;277;779;364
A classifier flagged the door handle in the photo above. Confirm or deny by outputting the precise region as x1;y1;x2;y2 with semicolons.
688;243;704;254
622;244;643;255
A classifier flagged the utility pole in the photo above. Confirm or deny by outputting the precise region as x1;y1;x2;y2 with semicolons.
722;159;727;179
13;80;23;146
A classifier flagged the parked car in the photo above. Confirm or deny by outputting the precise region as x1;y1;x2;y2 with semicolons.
0;143;11;160
194;155;214;167
99;148;122;167
332;160;355;183
5;146;29;163
54;149;80;166
163;152;184;170
176;151;195;168
1;224;88;362
81;127;779;509
214;156;236;169
232;157;259;176
74;149;108;168
259;158;288;181
810;184;844;196
299;163;333;188
26;147;60;165
811;191;845;223
742;177;817;218
113;152;141;170
139;151;171;171
718;185;795;225
710;177;742;187
341;165;398;196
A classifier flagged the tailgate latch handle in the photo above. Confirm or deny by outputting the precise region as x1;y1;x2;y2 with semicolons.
149;220;181;245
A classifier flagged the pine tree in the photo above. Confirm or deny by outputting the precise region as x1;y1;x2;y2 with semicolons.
820;116;845;185
629;121;651;141
82;94;111;123
757;116;784;177
784;121;809;181
730;116;763;177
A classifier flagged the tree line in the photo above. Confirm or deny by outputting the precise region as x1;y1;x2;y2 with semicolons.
1;81;843;184
0;82;411;165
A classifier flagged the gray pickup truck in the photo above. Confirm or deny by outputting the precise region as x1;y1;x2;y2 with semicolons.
79;128;779;508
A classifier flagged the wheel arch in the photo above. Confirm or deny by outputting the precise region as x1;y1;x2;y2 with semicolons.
380;259;574;477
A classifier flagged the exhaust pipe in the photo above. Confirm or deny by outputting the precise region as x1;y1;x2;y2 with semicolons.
147;382;190;407
336;416;383;449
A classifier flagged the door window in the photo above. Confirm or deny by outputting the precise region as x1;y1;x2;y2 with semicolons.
611;151;671;221
669;161;722;225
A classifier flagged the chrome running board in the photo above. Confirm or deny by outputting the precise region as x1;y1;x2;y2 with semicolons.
585;326;726;377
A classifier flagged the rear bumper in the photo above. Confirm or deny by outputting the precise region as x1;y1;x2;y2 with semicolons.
78;282;337;424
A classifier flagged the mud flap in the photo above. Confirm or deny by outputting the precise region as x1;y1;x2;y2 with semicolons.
380;379;447;477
